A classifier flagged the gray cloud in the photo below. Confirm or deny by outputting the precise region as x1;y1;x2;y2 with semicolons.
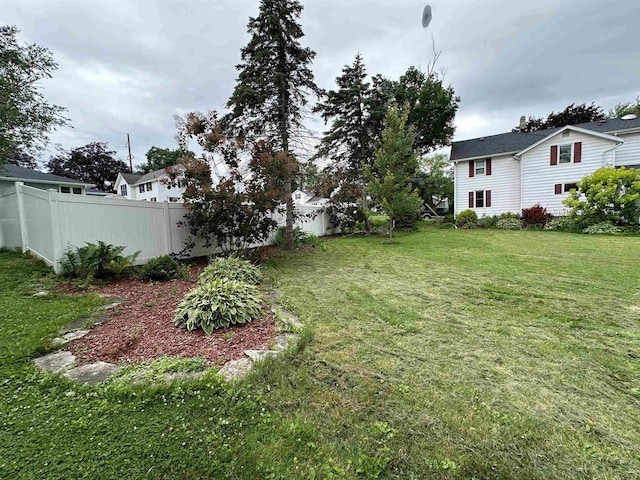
3;0;639;167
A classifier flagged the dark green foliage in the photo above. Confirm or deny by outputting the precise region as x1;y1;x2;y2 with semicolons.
0;26;68;160
515;102;605;132
46;142;129;192
521;204;549;227
141;255;182;281
174;278;262;334
366;106;422;241
455;209;477;227
564;167;640;227
275;226;319;248
226;0;321;250
139;146;194;173
412;153;453;213
199;256;262;285
477;215;499;229
60;241;139;283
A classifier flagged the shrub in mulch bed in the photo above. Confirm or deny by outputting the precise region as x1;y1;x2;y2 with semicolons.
65;270;276;366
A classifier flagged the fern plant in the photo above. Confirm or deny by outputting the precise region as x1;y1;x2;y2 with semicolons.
199;256;262;285
60;241;139;283
174;278;263;334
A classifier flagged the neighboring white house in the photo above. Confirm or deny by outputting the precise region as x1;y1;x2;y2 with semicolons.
114;166;186;202
292;189;328;207
450;115;640;216
0;164;100;195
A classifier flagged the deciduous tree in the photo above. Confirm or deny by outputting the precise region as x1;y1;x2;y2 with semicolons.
139;147;194;173
0;26;68;162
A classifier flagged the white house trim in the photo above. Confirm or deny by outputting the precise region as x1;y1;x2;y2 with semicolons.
450;151;519;163
514;126;623;159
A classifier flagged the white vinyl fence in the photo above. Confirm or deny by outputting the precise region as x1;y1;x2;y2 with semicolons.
0;182;331;273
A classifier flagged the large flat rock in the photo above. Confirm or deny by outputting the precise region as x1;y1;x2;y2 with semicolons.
64;362;120;385
272;333;300;352
62;315;109;334
34;351;76;373
218;358;253;381
245;349;280;362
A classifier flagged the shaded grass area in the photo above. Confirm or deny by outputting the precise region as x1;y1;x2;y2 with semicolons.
1;226;640;479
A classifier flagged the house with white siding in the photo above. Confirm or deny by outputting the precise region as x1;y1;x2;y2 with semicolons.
450;115;640;216
114;166;186;202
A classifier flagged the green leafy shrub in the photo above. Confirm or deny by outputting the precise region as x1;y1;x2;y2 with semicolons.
275;226;320;248
495;218;523;230
477;215;499;229
582;222;623;235
564;167;640;227
456;209;477;227
521;204;549;227
544;216;576;232
499;212;521;220
174;278;263;334
60;241;139;283
141;255;183;281
200;256;262;285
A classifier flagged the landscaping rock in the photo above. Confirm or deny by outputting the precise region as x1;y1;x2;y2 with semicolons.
245;349;280;362
62;315;109;334
52;330;91;347
97;294;126;311
34;351;76;373
276;308;304;329
64;362;120;385
33;291;49;297
218;357;253;381
272;333;300;352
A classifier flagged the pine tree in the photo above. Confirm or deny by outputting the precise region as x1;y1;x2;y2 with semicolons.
226;0;320;250
366;105;422;242
313;53;374;230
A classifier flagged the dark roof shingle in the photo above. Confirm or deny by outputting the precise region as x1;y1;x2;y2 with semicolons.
451;116;640;161
0;164;92;185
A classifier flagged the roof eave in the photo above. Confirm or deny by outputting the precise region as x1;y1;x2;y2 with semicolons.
449;151;519;163
0;176;95;188
514;125;624;158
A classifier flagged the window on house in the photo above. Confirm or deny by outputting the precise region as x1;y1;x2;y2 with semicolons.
563;183;578;192
72;187;82;195
146;182;153;191
475;160;485;175
60;186;71;194
120;184;128;196
559;144;572;163
295;193;301;199
169;197;180;202
177;180;182;188
139;185;145;194
475;190;485;208
150;197;157;202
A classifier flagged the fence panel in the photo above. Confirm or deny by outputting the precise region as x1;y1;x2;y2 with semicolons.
21;186;55;264
0;185;21;249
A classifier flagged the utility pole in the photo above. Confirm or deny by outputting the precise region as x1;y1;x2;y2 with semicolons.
127;134;133;173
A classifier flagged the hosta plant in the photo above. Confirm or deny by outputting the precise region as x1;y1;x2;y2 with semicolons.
174;278;263;334
199;256;262;285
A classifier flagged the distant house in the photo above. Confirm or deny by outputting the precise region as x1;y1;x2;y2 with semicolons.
450;115;640;216
114;166;186;202
292;189;327;207
0;164;97;195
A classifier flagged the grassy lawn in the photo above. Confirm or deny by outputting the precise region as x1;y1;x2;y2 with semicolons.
1;227;640;479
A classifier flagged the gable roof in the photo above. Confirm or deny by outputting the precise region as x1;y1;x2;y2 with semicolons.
119;172;143;184
515;125;624;158
118;166;186;187
0;164;94;187
451;116;640;161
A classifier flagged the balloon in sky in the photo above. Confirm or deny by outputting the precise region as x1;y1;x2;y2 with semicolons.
422;5;432;28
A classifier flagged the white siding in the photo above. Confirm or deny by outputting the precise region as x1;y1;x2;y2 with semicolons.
454;154;521;216
521;130;618;215
615;132;640;167
136;177;184;203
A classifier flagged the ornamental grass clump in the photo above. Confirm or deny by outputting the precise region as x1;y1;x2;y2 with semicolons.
174;278;262;334
199;256;262;285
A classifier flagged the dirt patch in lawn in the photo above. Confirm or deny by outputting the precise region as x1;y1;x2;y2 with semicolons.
64;267;276;366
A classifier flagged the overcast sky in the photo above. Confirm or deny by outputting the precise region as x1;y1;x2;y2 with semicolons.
4;0;640;168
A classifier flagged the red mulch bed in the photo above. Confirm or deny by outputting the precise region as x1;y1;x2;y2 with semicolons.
64;266;276;366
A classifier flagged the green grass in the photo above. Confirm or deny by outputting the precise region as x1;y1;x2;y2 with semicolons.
1;227;640;479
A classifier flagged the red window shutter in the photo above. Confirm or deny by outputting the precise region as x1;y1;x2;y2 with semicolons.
469;160;475;177
468;191;474;208
486;190;492;207
574;142;582;163
486;158;492;176
554;184;562;195
550;145;558;166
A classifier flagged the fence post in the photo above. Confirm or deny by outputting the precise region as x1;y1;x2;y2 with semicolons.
163;201;172;256
48;190;63;274
15;182;29;253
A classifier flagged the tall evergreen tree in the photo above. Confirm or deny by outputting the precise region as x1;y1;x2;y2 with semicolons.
366;105;422;242
313;54;374;230
226;0;320;250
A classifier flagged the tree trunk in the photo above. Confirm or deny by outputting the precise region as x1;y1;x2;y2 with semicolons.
389;218;393;242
